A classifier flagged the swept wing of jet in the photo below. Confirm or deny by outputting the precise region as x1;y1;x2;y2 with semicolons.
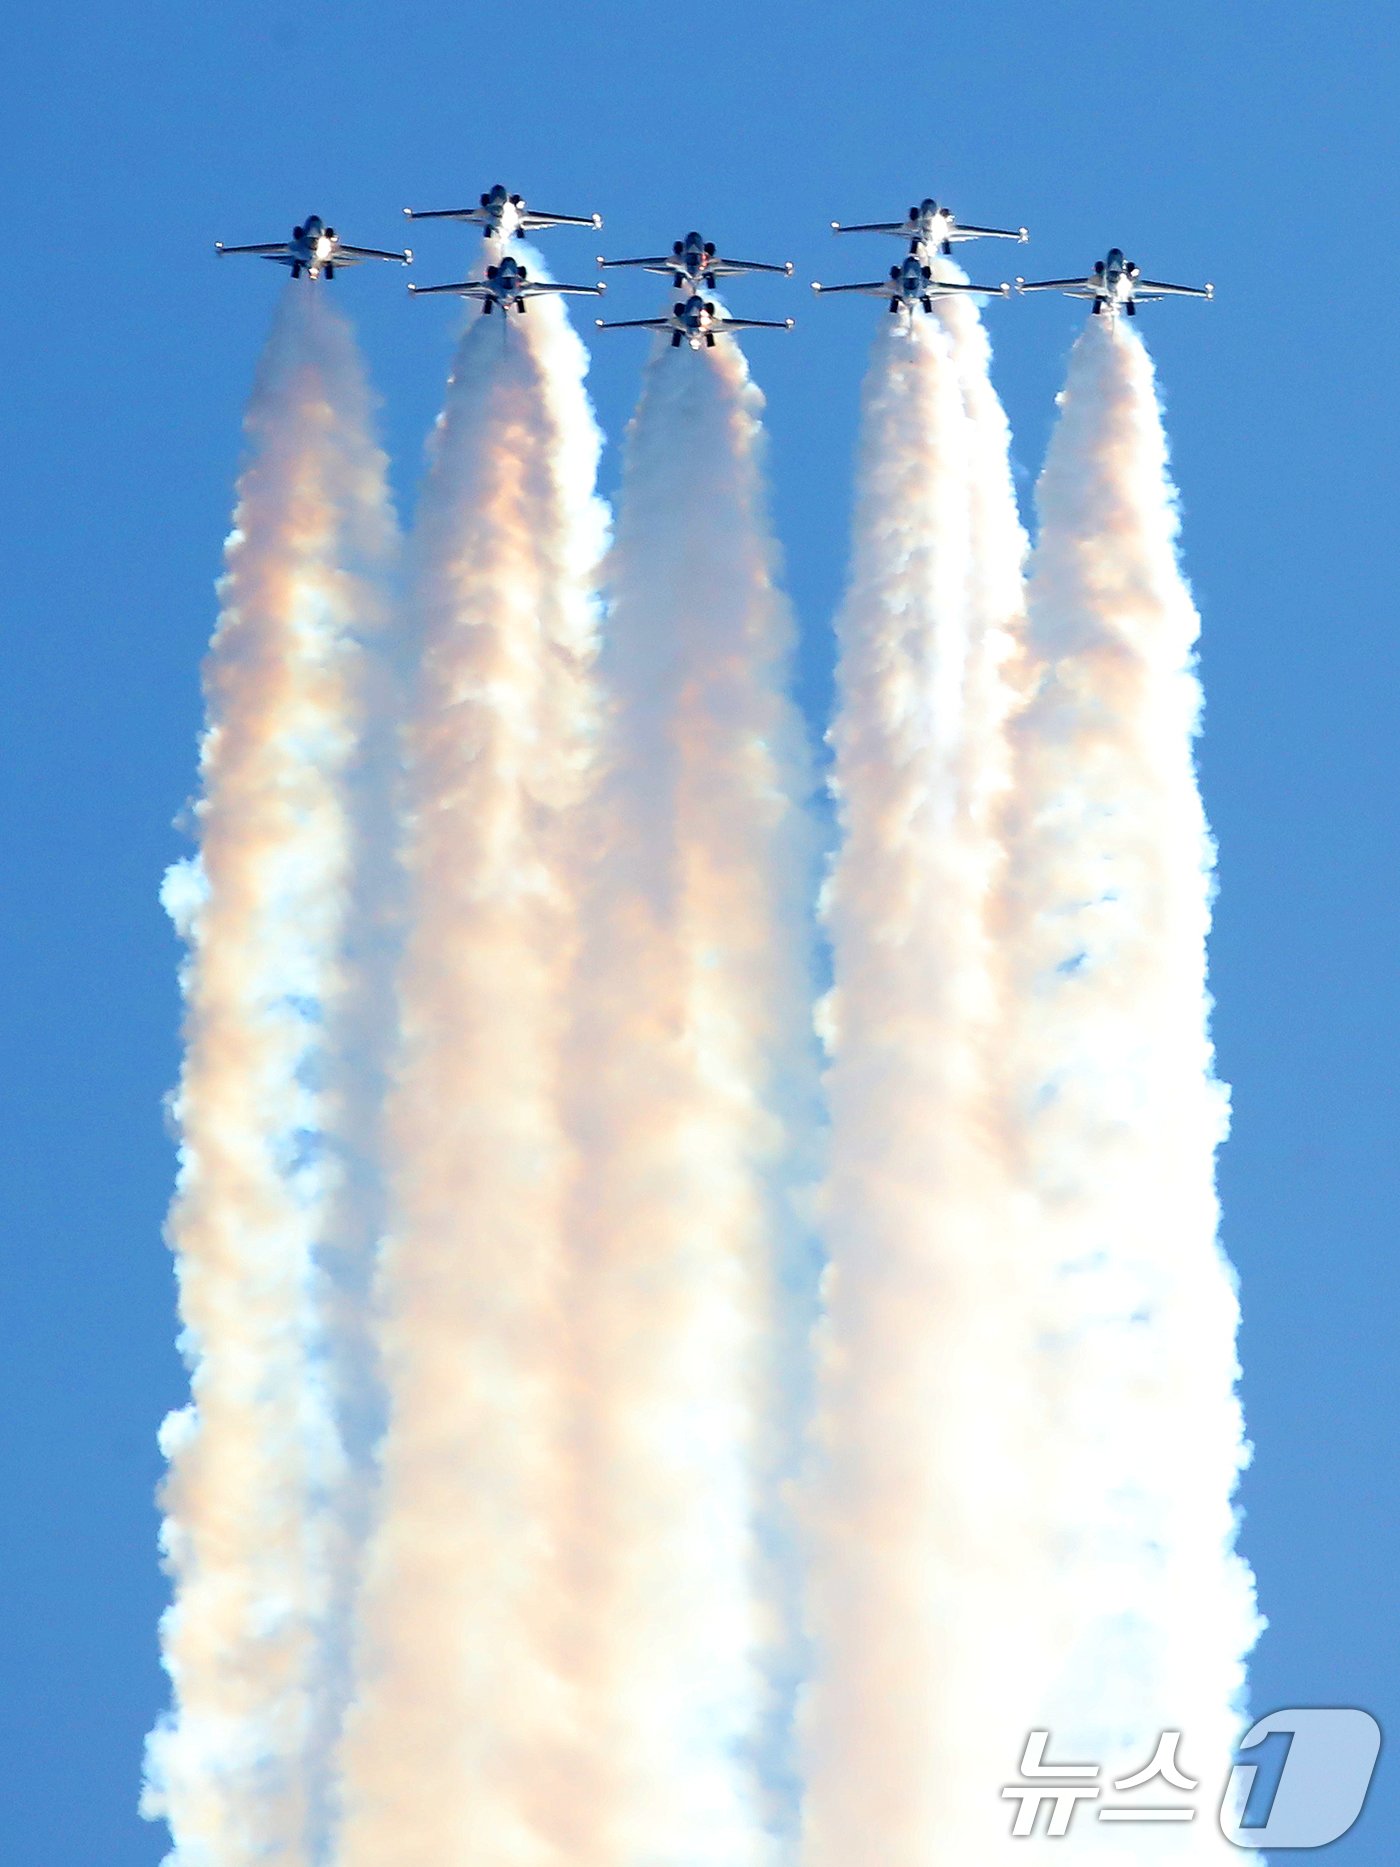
407;254;604;313
1016;248;1214;318
831;197;1028;256
598;231;794;289
812;254;1010;315
596;293;794;350
214;215;411;280
404;183;602;240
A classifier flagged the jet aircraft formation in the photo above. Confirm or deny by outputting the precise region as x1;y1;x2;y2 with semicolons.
215;186;1214;333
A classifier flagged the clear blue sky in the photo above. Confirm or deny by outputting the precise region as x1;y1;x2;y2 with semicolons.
3;1;1395;1859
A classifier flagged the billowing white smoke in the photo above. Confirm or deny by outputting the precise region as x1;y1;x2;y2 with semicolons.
932;254;1029;782
153;252;1258;1867
801;300;1040;1867
1000;318;1258;1857
561;330;817;1867
147;282;399;1866
331;273;607;1867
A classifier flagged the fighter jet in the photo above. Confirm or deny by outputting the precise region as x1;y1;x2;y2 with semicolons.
831;198;1028;257
596;293;794;350
407;254;605;314
403;183;602;241
1015;249;1214;319
811;253;1011;316
214;216;411;280
598;231;794;290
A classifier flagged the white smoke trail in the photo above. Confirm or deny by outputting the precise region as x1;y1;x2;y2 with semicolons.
560;329;817;1867
146;282;399;1866
801;303;1041;1867
999;318;1258;1858
932;256;1031;770
332;274;607;1867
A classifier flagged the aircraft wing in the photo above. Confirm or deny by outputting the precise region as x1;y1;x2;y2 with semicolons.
811;281;891;296
1136;279;1214;298
597;256;676;270
215;242;291;257
521;282;606;297
1015;277;1095;293
596;317;672;330
831;220;908;235
953;223;1029;243
403;206;485;223
336;245;413;264
714;258;795;276
931;280;1011;296
407;280;485;298
723;317;796;332
524;210;603;230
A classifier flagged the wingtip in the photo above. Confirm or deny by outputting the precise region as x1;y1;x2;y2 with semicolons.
403;249;414;264
1014;276;1026;291
784;261;795;275
1206;282;1216;298
829;220;841;232
214;242;225;254
403;206;413;218
592;213;603;229
785;318;795;330
810;281;822;293
594;317;605;328
1018;227;1029;242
